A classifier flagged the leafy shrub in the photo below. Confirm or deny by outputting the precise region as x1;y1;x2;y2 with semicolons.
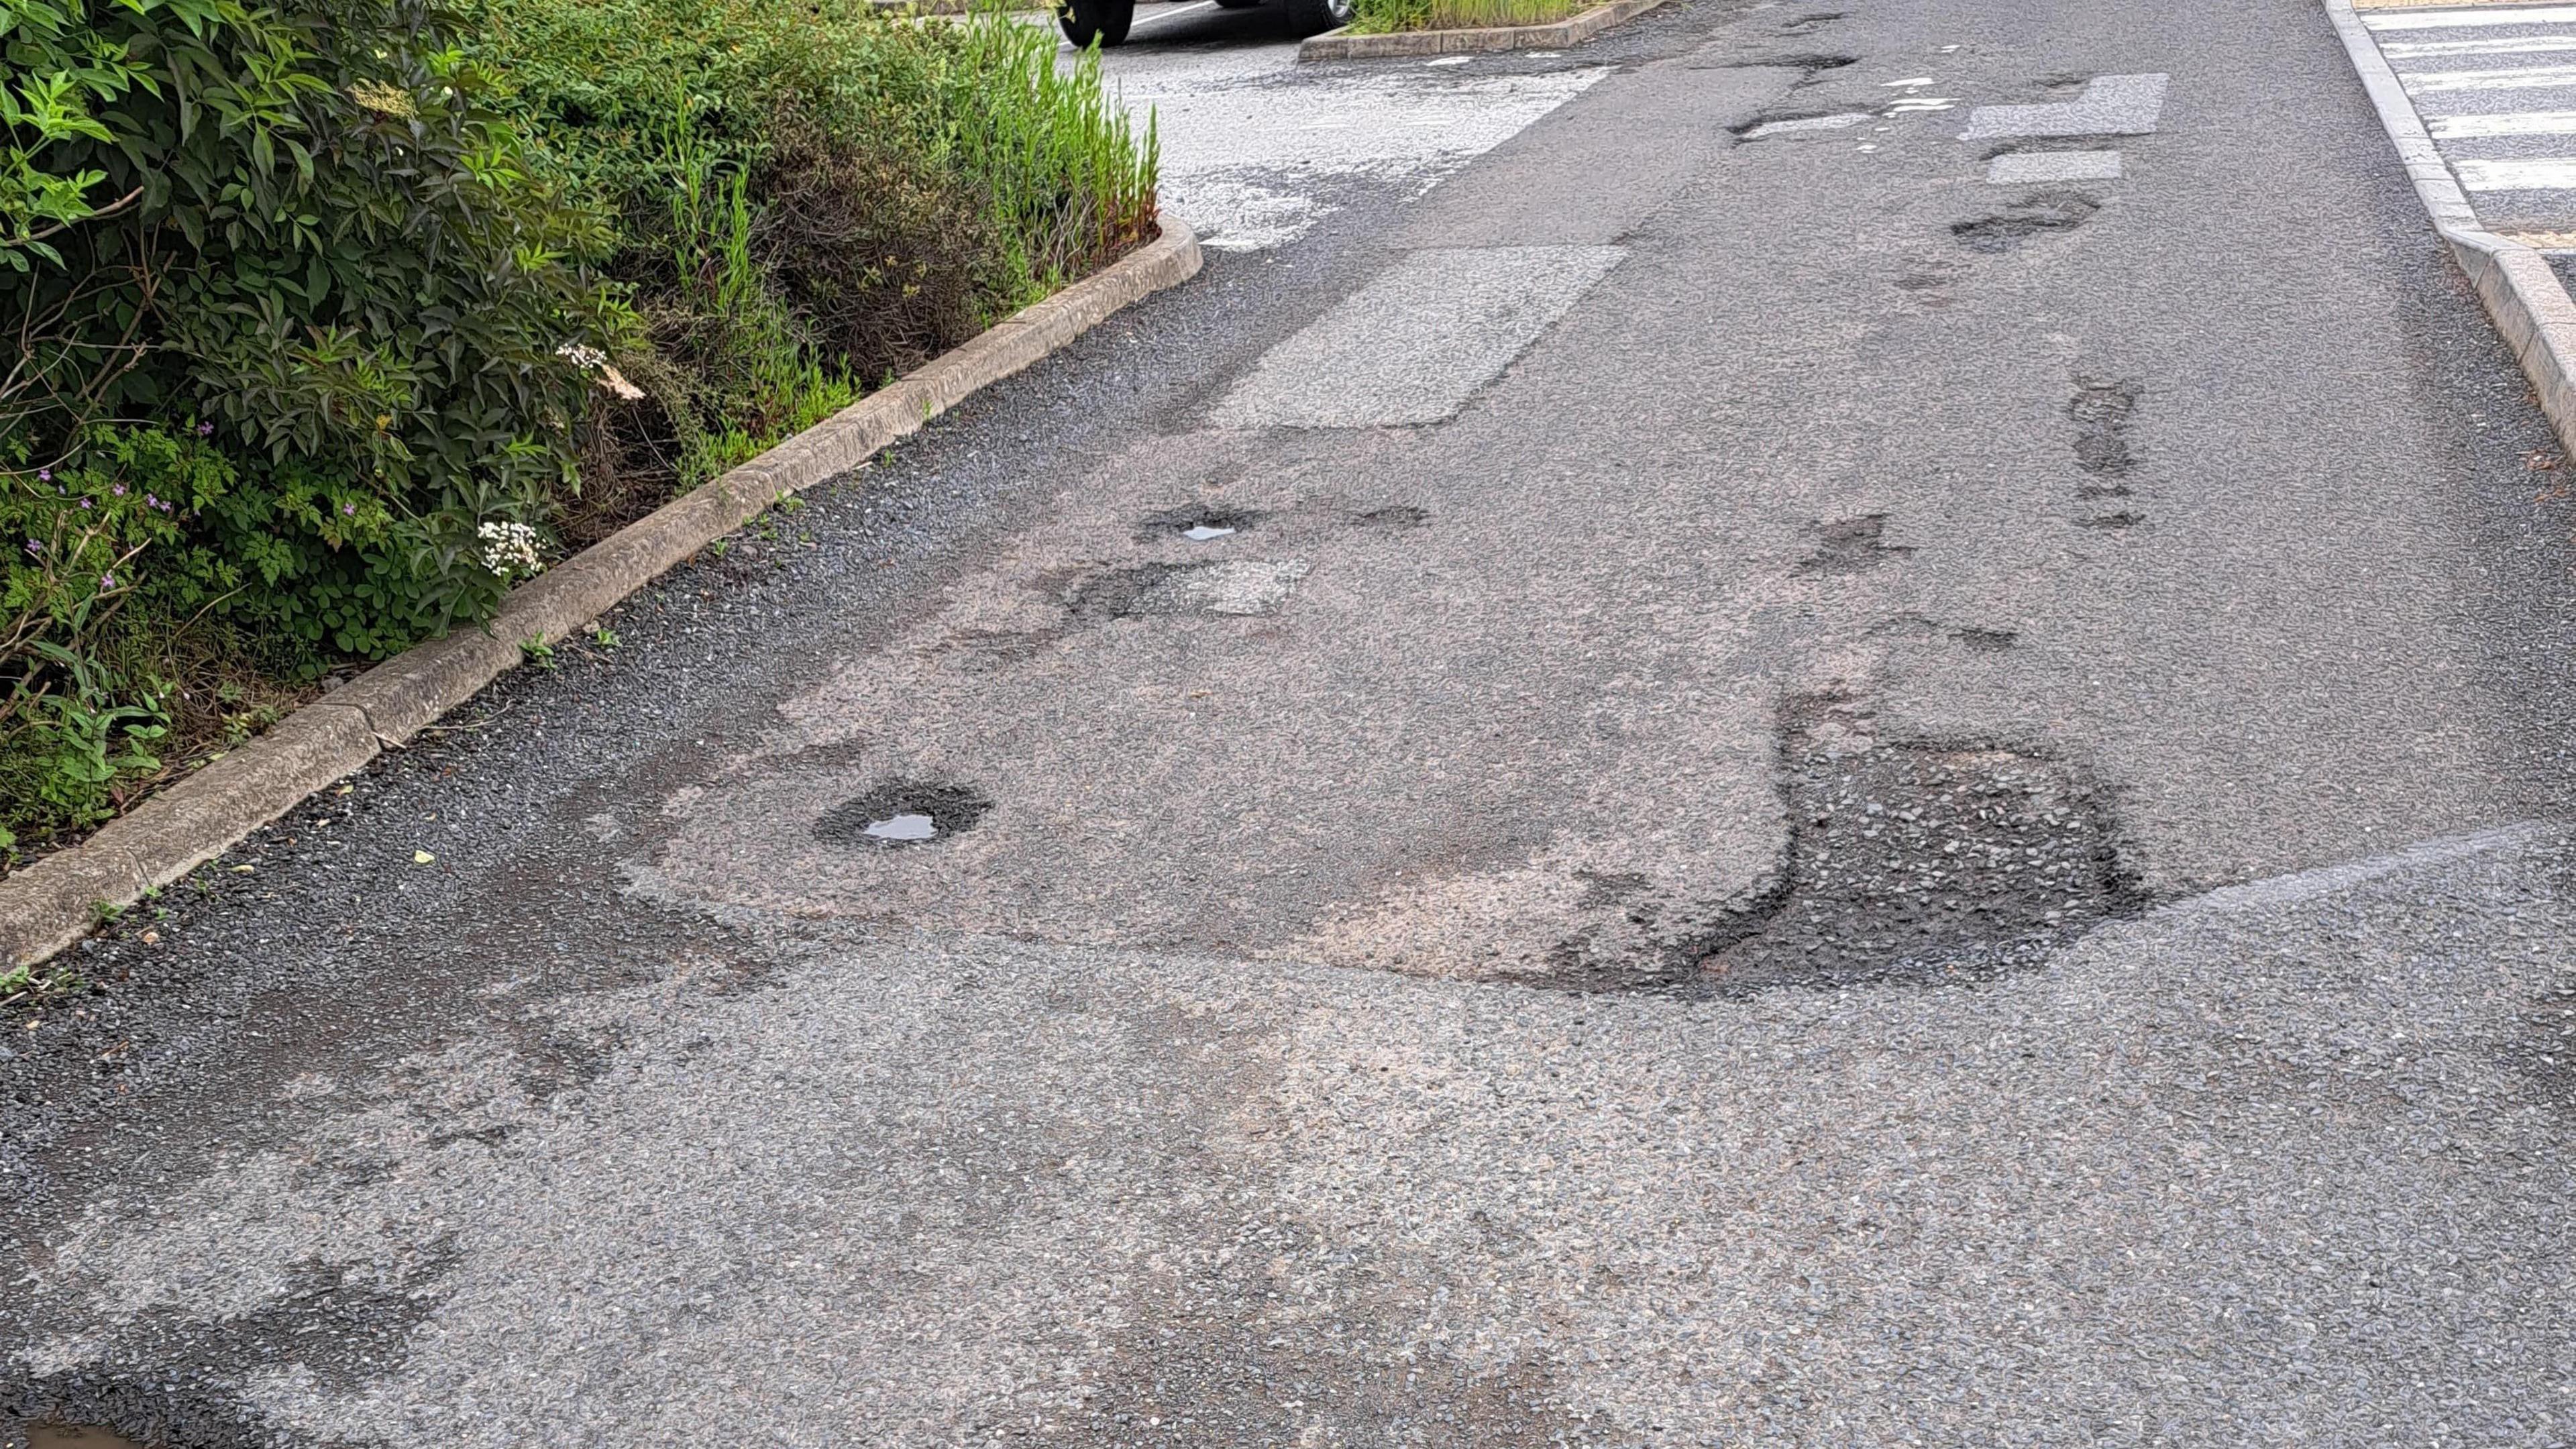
478;0;1159;531
0;0;626;845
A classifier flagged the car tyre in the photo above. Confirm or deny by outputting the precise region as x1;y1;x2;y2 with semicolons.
1059;0;1135;46
1279;0;1353;31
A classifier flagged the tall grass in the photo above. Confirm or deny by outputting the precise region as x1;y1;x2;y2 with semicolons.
1347;0;1578;31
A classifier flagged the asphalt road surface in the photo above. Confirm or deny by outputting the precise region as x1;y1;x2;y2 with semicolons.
8;0;2576;1444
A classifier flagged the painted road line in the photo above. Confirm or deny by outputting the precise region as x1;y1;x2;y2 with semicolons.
2455;156;2576;187
1960;73;2168;140
1986;150;2123;184
2364;4;2576;28
1743;112;1872;138
2401;63;2576;91
2426;109;2576;136
1208;245;1625;428
1130;0;1216;24
2385;35;2576;57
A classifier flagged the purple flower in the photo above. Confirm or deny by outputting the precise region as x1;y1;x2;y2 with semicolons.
78;499;91;511
196;421;214;437
341;502;357;515
111;483;125;496
98;573;114;589
144;494;158;508
24;539;40;557
36;468;50;483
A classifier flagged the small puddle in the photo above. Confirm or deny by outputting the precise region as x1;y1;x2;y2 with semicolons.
1182;525;1236;541
1139;505;1263;542
814;781;994;848
861;812;936;842
27;1428;147;1449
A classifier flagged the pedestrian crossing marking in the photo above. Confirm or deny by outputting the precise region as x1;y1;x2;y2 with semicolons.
2426;109;2576;135
2385;34;2576;54
2402;63;2576;90
2364;5;2576;28
2455;156;2576;186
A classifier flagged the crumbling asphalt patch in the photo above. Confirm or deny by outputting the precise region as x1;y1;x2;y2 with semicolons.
1952;191;2100;253
2069;377;2141;484
1138;506;1266;541
813;780;995;847
1682;696;2147;996
1793;514;1913;576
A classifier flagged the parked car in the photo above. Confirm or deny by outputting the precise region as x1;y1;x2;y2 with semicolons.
1057;0;1352;46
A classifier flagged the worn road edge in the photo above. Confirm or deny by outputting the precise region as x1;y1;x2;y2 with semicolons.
2326;0;2576;463
0;220;1203;970
1297;0;1662;61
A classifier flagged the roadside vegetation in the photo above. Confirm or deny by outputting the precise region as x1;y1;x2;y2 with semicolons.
0;0;1156;859
1346;0;1580;32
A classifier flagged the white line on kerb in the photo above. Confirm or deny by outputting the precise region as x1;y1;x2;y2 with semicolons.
2455;156;2576;189
2365;5;2576;30
2427;109;2576;136
2402;63;2576;91
2386;36;2576;58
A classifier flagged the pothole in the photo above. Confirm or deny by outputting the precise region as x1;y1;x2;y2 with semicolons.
1354;504;1430;529
1065;559;1310;619
813;781;994;847
25;1428;146;1449
1685;696;2146;996
2069;376;2141;483
2076;511;2145;530
1951;190;2100;252
1138;505;1265;542
1793;513;1914;576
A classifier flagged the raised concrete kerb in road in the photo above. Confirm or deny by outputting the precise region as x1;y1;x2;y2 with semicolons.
1296;0;1662;62
0;219;1203;971
2327;0;2576;462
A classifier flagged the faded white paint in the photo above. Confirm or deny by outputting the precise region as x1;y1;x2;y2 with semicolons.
2426;109;2576;138
2455;156;2576;189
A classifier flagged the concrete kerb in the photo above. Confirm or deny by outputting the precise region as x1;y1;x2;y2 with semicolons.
0;219;1202;969
1297;0;1662;61
2324;0;2576;464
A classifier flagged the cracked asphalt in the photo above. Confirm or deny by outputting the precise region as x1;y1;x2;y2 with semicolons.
8;0;2576;1444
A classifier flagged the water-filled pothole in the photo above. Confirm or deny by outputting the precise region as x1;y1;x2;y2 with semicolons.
814;781;994;847
1138;505;1263;542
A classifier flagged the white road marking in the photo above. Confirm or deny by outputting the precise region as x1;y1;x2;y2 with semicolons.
1743;112;1871;138
1886;97;1955;111
2402;63;2576;92
1210;245;1626;429
2364;3;2576;29
1960;72;2167;140
1425;54;1473;66
1880;76;1935;87
2385;35;2576;58
2455;156;2576;189
1986;149;2122;184
2426;108;2576;136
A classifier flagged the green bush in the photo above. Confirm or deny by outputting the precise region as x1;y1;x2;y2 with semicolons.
475;0;1159;529
0;0;1159;853
0;0;625;842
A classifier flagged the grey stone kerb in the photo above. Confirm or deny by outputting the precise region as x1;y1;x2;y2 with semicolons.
1961;73;2170;140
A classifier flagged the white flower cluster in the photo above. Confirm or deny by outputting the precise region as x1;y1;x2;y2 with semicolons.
555;341;645;400
478;520;543;579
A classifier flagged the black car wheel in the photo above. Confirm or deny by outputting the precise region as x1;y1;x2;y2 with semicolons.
1059;0;1135;44
1279;0;1352;32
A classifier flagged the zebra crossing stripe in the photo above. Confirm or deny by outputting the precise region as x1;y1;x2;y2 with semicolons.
2402;63;2576;90
2427;109;2576;136
2385;35;2576;56
2455;156;2576;188
2365;5;2576;28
